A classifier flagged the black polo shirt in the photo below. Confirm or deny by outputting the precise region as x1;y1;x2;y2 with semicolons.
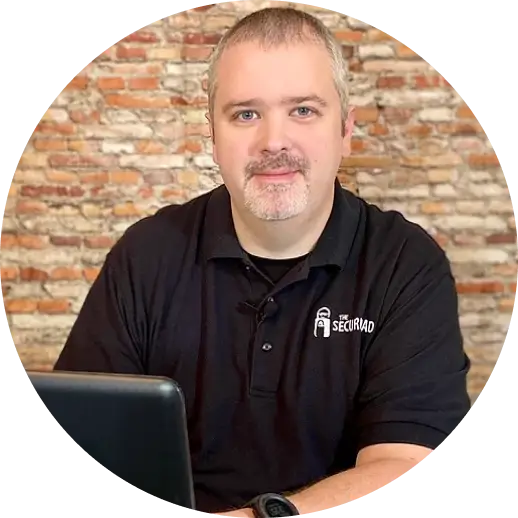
54;181;471;512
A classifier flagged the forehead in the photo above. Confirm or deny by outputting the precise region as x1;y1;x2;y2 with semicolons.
213;41;338;107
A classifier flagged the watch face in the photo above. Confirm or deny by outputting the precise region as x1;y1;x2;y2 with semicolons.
264;499;295;517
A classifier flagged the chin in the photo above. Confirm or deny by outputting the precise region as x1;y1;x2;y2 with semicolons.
245;192;309;221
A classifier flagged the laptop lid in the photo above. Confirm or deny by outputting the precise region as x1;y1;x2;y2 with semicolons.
27;370;195;509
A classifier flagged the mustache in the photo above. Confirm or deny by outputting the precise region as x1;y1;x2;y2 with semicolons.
245;153;310;178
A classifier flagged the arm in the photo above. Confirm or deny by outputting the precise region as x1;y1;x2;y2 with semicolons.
287;442;431;512
53;235;146;374
219;443;431;516
220;242;470;516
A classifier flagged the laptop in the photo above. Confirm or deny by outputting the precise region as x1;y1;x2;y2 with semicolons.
27;370;196;509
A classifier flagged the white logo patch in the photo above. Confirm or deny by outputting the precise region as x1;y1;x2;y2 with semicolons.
313;307;375;338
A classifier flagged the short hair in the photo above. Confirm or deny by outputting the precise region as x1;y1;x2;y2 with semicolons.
207;7;349;124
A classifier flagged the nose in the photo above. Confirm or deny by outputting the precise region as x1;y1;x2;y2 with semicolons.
256;114;291;155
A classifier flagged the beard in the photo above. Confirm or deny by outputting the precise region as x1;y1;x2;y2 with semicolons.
243;153;310;221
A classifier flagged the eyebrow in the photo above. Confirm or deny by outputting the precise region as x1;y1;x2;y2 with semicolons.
221;95;328;114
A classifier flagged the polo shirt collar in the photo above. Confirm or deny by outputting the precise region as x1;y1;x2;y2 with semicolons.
202;179;360;269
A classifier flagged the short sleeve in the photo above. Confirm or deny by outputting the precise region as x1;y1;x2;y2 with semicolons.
356;252;471;451
53;239;146;374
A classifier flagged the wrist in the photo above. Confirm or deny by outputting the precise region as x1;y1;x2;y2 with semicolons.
248;493;300;517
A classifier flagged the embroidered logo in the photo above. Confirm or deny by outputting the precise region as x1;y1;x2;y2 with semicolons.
313;307;375;337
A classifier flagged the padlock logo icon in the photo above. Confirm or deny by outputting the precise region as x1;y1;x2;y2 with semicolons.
314;307;331;338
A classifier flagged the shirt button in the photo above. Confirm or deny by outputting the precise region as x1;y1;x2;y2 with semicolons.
261;342;273;352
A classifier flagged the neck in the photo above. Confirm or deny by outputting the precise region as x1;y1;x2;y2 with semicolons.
230;190;335;260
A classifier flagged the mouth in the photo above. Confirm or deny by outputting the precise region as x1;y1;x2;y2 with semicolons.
253;169;300;181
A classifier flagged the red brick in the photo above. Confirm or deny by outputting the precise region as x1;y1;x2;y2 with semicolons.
68;140;100;153
97;77;125;90
1;234;17;248
377;76;406;89
49;154;117;168
128;77;159;90
116;45;147;60
456;104;476;119
405;125;433;138
177;140;203;154
368;124;389;136
46;170;78;183
64;75;89;90
437;122;483;135
20;185;85;197
33;139;68;151
456;281;505;294
123;31;159;44
354;107;379;124
396;44;418;58
104;94;170;109
5;299;38;313
334;30;364;42
181;45;213;61
162;188;185;200
341;156;394;168
16;200;48;214
17;235;47;249
69;110;100;123
486;233;516;245
38;299;71;314
138;186;154;199
351;139;367;153
50;236;82;247
83;267;101;282
109;171;142;184
135;140;166;154
467;153;500;169
366;29;396;41
183;33;222;45
1;267;18;281
34;122;76;135
89;186;109;198
79;172;109;184
105;63;163;75
414;75;442;88
20;267;48;282
50;267;82;280
113;203;142;217
421;202;448;214
170;96;190;106
382;108;413;124
84;236;115;249
510;283;517;294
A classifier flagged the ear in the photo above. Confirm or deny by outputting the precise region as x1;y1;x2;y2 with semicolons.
341;106;356;157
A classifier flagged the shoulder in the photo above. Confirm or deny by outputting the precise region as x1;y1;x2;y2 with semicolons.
105;187;220;269
352;191;450;275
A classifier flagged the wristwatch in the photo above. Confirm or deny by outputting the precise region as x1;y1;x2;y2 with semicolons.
248;493;300;517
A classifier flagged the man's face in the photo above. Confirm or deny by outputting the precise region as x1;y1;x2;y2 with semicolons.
210;40;353;222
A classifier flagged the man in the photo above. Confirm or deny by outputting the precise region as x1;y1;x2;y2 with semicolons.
54;7;471;516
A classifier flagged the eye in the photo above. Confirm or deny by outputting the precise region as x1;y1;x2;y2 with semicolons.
234;110;258;121
293;106;317;118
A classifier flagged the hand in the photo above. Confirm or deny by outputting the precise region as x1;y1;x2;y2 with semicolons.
211;507;255;518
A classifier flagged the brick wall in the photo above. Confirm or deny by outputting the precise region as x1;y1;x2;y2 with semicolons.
1;1;515;401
